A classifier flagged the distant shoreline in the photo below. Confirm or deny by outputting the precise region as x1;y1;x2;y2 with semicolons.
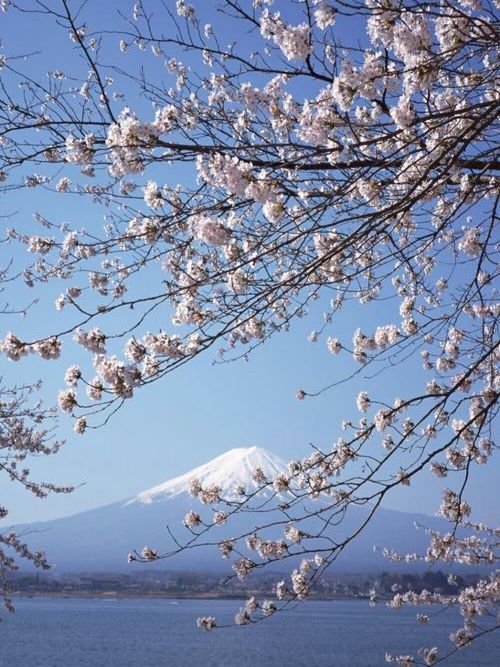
11;569;477;603
12;591;373;602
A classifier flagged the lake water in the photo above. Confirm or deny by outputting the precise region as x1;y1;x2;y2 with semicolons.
2;597;498;666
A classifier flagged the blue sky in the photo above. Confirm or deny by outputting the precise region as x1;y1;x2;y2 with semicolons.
1;1;498;527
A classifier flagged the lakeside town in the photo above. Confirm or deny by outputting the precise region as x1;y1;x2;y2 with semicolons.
10;569;479;601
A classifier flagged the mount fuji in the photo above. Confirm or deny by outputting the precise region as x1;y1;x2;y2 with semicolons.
126;446;286;505
10;447;443;573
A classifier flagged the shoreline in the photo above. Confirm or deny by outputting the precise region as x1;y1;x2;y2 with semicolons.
11;591;375;602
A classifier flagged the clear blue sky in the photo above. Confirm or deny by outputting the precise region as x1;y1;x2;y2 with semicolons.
1;1;497;527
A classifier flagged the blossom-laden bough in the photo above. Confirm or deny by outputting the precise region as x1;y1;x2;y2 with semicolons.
0;378;73;616
0;257;73;616
0;0;498;661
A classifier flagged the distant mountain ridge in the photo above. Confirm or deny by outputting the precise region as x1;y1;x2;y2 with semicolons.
9;447;446;573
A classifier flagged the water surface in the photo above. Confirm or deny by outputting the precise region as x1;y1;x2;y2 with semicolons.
2;597;498;666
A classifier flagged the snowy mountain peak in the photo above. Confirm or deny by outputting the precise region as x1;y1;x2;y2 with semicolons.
126;446;287;506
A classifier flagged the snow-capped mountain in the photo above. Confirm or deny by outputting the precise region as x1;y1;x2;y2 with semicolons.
126;446;287;505
9;447;445;573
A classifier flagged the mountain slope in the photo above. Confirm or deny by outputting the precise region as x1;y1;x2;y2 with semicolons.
9;447;445;573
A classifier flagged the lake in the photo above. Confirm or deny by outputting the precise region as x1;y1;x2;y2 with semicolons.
1;597;498;666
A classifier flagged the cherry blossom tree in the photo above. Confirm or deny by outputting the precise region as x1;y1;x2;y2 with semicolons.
0;379;73;614
0;0;498;661
0;262;72;614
